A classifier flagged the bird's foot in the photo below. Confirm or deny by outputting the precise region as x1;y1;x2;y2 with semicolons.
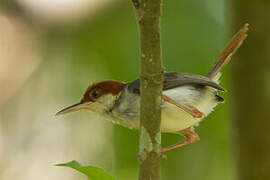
136;152;167;160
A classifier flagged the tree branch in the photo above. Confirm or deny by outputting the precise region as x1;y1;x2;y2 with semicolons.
132;0;164;180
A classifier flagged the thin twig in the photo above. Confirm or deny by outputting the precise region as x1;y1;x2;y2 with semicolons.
131;0;163;179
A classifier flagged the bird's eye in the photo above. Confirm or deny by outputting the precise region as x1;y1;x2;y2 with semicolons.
91;89;100;99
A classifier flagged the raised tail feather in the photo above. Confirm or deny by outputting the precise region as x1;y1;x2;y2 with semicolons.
207;23;249;81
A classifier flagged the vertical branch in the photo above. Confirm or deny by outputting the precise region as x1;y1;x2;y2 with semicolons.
231;1;270;180
132;0;163;180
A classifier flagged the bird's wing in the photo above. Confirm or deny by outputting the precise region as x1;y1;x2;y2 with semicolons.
127;72;225;94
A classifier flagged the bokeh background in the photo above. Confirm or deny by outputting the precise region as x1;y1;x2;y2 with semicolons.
0;0;269;180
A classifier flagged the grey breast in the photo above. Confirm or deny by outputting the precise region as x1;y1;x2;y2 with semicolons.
111;86;140;122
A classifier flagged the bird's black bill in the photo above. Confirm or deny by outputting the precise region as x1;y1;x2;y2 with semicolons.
56;102;82;116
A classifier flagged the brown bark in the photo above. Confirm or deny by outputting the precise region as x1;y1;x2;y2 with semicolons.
231;1;270;180
131;0;163;180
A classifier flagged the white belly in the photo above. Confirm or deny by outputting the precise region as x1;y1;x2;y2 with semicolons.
161;86;218;133
161;102;200;133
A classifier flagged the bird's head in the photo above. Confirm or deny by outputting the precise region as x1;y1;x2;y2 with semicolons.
56;80;126;116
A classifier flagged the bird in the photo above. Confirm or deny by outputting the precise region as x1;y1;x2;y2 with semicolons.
56;24;249;153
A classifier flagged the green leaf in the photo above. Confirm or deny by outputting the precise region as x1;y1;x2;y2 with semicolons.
56;160;115;180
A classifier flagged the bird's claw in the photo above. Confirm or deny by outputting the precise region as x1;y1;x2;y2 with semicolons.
136;152;167;160
160;153;167;160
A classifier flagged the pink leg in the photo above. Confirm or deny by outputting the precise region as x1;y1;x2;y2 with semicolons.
161;128;200;153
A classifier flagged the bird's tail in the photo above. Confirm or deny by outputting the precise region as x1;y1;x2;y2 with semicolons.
207;23;249;81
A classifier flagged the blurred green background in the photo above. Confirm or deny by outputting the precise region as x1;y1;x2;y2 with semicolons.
1;0;267;180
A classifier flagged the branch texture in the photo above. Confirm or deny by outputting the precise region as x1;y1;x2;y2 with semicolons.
132;0;163;180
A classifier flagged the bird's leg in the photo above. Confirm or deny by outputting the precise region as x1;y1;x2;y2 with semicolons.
161;127;200;152
162;95;203;118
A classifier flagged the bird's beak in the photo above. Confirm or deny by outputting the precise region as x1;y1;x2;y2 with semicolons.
56;102;89;116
